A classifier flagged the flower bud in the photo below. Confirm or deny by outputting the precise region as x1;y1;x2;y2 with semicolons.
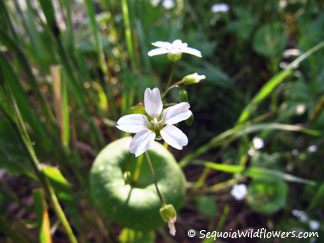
183;73;206;85
167;53;182;62
179;90;188;103
160;204;177;236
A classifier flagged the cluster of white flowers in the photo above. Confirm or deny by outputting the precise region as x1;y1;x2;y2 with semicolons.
292;210;321;231
248;137;264;156
292;209;308;222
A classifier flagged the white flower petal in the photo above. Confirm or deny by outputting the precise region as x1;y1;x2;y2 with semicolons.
144;88;163;117
151;41;172;48
130;129;156;157
168;217;176;236
172;39;186;48
116;114;149;133
182;47;202;57
160;125;188;150
148;48;169;56
163;102;192;125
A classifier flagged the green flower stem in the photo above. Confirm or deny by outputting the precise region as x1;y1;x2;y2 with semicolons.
199;178;241;194
161;79;185;99
8;86;78;243
145;151;166;206
164;62;175;94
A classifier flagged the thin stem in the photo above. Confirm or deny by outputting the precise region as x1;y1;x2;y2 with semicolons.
310;95;324;122
165;62;175;92
161;79;185;99
199;178;241;194
145;151;165;206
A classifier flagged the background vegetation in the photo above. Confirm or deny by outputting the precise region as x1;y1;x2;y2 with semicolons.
0;0;324;242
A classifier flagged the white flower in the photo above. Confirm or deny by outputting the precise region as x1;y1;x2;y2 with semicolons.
248;148;255;156
231;184;248;201
309;220;320;231
168;217;176;236
211;3;229;13
292;149;299;156
292;209;308;222
308;145;318;153
296;104;306;115
253;137;264;150
147;39;202;59
116;88;192;157
162;0;175;9
183;73;206;85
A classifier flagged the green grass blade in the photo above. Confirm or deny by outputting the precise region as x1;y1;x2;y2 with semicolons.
201;161;315;185
38;0;58;35
0;53;52;151
121;0;137;70
33;189;52;243
84;0;107;74
51;66;70;148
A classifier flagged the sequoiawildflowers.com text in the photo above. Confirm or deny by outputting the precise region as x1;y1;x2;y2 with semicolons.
187;228;319;240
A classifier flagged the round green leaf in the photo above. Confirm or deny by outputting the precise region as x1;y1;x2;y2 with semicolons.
90;137;186;230
253;22;287;57
246;178;288;214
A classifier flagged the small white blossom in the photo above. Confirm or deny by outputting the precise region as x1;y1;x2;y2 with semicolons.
292;209;308;222
248;148;255;156
292;149;299;156
211;3;229;13
253;137;264;150
308;145;318;153
309;220;320;231
280;62;288;69
148;39;202;58
162;0;175;9
296;104;306;115
168;217;176;236
116;88;192;157
231;184;248;201
283;49;301;58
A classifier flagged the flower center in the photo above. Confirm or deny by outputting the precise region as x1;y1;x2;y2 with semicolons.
147;112;165;136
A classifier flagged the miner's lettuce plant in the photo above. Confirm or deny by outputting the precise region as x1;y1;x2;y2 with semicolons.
0;0;324;242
